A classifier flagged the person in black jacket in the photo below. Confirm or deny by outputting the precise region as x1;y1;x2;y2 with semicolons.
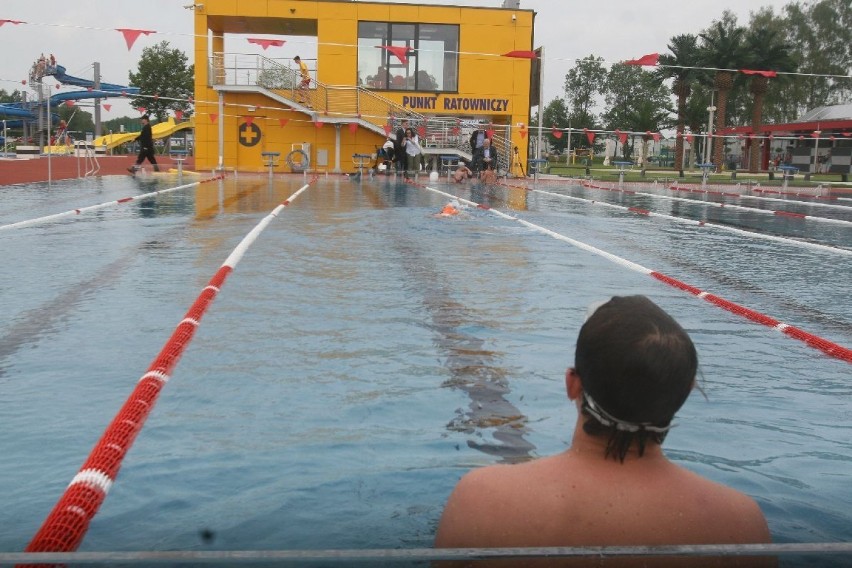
128;115;159;173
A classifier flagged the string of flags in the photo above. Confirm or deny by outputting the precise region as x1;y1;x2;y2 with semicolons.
2;18;850;79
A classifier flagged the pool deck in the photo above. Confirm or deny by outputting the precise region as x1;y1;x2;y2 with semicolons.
0;155;195;186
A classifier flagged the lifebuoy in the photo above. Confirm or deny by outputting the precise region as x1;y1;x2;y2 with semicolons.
286;149;310;172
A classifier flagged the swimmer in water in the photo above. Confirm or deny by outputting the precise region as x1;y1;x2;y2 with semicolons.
434;200;463;217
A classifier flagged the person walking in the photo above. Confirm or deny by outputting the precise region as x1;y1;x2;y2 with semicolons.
128;115;159;174
294;56;311;106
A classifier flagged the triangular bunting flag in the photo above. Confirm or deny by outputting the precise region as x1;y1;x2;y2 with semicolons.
615;129;628;144
247;38;286;50
686;134;694;143
174;109;183;120
0;20;26;26
584;128;595;145
314;120;324;128
624;53;659;66
103;104;112;111
417;125;426;138
137;107;147;114
552;126;563;139
451;126;460;136
21;80;26;85
383;124;392;135
485;127;495;139
279;118;289;128
379;45;414;65
348;122;358;133
519;129;527;139
65;100;75;107
652;132;661;142
116;28;156;50
502;50;537;59
811;130;821;138
244;116;254;126
740;69;777;78
209;113;218;123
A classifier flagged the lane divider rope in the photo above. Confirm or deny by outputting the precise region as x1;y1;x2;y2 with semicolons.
24;179;316;556
520;184;852;257
410;179;852;364
0;176;224;232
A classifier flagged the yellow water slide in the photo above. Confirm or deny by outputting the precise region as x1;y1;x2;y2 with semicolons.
92;117;195;151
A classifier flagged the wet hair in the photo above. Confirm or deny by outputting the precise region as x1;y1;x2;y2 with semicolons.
574;295;697;462
141;114;150;121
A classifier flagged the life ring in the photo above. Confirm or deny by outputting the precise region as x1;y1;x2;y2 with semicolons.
286;149;310;172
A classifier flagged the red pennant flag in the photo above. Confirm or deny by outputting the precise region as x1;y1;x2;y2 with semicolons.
502;50;537;59
379;45;413;65
116;28;156;50
740;69;778;78
811;131;821;138
247;38;286;50
314;120;324;128
65;100;75;107
383;124;392;135
417;125;426;138
652;132;661;142
244;116;254;126
279;118;289;127
585;128;595;145
552;126;563;139
348;122;358;133
768;134;774;140
798;135;804;140
686;134;694;143
209;113;218;123
21;80;26;85
615;129;628;144
0;19;26;26
485;127;495;139
103;104;112;112
174;109;183;120
519;129;528;139
843;132;852;137
451;126;460;136
624;53;659;66
137;107;147;114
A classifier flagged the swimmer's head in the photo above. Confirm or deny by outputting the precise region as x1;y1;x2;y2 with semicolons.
574;295;697;460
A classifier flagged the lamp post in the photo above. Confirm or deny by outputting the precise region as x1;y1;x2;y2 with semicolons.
704;104;716;166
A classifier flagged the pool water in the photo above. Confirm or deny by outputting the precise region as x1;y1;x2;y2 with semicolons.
0;173;850;565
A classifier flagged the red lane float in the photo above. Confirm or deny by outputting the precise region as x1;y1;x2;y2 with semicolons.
24;180;315;556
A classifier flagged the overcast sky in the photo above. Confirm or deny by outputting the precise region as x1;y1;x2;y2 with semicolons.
1;0;791;118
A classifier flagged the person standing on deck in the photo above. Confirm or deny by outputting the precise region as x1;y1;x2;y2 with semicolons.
294;56;312;106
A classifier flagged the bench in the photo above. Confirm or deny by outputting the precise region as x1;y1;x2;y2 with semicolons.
352;153;372;177
440;155;459;180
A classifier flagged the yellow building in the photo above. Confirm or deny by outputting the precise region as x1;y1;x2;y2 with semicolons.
193;0;537;174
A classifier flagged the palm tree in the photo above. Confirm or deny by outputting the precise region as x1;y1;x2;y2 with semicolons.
743;27;797;172
656;34;702;174
699;15;748;168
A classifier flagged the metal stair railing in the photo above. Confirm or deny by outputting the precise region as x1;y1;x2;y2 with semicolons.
210;54;514;172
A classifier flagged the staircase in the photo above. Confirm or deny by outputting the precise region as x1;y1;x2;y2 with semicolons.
211;54;513;173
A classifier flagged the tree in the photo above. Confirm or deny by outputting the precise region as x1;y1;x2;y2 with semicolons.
541;98;570;154
564;55;606;130
128;41;194;122
743;21;796;172
0;89;23;103
657;34;703;172
602;64;672;162
699;12;748;168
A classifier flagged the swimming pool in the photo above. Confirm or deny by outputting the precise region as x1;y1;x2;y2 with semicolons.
1;173;850;565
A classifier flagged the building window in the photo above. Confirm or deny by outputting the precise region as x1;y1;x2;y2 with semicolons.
358;21;459;92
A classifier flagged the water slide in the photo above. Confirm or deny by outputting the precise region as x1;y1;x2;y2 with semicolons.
90;116;195;151
0;63;140;122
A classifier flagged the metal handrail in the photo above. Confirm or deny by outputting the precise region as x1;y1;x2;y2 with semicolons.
210;54;514;173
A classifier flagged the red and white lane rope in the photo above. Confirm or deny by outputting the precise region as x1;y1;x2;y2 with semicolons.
578;181;852;227
666;184;852;215
0;176;223;232
524;185;852;258
412;180;852;364
24;180;314;555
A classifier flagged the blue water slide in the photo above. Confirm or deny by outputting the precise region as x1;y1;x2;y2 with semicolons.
0;103;34;118
45;65;137;93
